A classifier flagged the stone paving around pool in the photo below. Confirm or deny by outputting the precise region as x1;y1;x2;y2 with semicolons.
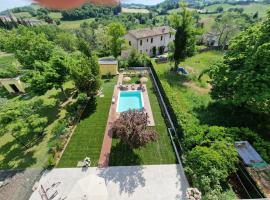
29;164;189;200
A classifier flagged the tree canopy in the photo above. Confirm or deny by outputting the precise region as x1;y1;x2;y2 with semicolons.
210;12;270;115
0;99;48;148
70;52;100;96
108;22;126;58
4;26;54;69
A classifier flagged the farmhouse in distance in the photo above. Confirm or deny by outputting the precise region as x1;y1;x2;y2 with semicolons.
125;26;175;56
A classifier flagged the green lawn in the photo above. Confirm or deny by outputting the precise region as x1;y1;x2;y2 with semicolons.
109;75;177;166
0;82;75;169
57;77;117;167
58;18;94;30
156;51;223;85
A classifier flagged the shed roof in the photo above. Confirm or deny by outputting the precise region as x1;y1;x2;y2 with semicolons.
127;26;173;39
235;141;264;166
98;58;118;65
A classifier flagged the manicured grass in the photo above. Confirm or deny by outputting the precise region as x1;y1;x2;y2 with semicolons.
109;76;177;166
58;18;94;30
57;77;117;167
0;82;75;169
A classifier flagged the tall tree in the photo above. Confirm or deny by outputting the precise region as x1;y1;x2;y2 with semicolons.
209;12;270;115
169;1;196;69
212;12;251;50
108;22;126;58
70;52;100;96
7;26;54;69
26;49;69;95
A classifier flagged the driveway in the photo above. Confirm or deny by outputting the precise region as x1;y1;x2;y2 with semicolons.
29;164;189;200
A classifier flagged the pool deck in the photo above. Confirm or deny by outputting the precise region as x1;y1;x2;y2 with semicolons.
98;77;155;168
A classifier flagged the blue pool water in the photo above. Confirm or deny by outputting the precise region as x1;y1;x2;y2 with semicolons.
117;90;144;112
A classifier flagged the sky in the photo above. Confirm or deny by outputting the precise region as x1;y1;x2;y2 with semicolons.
0;0;164;12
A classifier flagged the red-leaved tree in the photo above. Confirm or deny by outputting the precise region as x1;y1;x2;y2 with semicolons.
112;110;157;149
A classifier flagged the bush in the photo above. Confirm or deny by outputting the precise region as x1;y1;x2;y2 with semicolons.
48;154;56;167
128;49;149;67
77;92;88;106
51;119;67;137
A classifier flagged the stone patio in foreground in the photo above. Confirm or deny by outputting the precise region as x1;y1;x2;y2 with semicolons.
29;164;189;200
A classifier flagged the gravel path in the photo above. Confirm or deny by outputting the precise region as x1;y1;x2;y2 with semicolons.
0;168;43;200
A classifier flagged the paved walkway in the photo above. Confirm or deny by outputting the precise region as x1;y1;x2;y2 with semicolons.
29;164;189;200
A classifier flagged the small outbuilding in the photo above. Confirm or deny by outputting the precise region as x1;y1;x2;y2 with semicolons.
98;58;118;77
0;77;25;94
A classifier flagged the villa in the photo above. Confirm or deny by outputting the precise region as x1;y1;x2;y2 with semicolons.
124;26;175;57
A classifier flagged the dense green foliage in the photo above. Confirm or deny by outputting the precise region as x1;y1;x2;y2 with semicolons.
70;52;100;96
210;12;270;114
0;99;48;148
1;26;54;69
25;49;70;95
152;49;270;198
108;22;126;58
61;4;121;20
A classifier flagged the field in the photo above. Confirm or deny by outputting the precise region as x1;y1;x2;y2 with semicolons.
122;7;150;14
13;12;33;19
109;75;177;166
58;18;94;29
48;12;62;20
204;3;270;17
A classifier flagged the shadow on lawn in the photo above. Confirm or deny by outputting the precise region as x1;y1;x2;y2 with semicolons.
80;97;97;120
193;102;270;136
99;142;145;195
0;139;37;169
109;141;142;166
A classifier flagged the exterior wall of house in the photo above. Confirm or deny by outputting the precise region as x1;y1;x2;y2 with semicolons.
99;64;118;76
0;78;25;93
125;33;138;50
125;32;175;56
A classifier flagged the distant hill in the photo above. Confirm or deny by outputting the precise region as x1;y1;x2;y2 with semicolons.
155;0;268;11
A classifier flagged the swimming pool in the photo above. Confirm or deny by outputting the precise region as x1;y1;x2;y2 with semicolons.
117;90;144;112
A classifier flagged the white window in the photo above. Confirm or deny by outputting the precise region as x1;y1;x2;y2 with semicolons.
140;40;142;46
161;36;163;41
